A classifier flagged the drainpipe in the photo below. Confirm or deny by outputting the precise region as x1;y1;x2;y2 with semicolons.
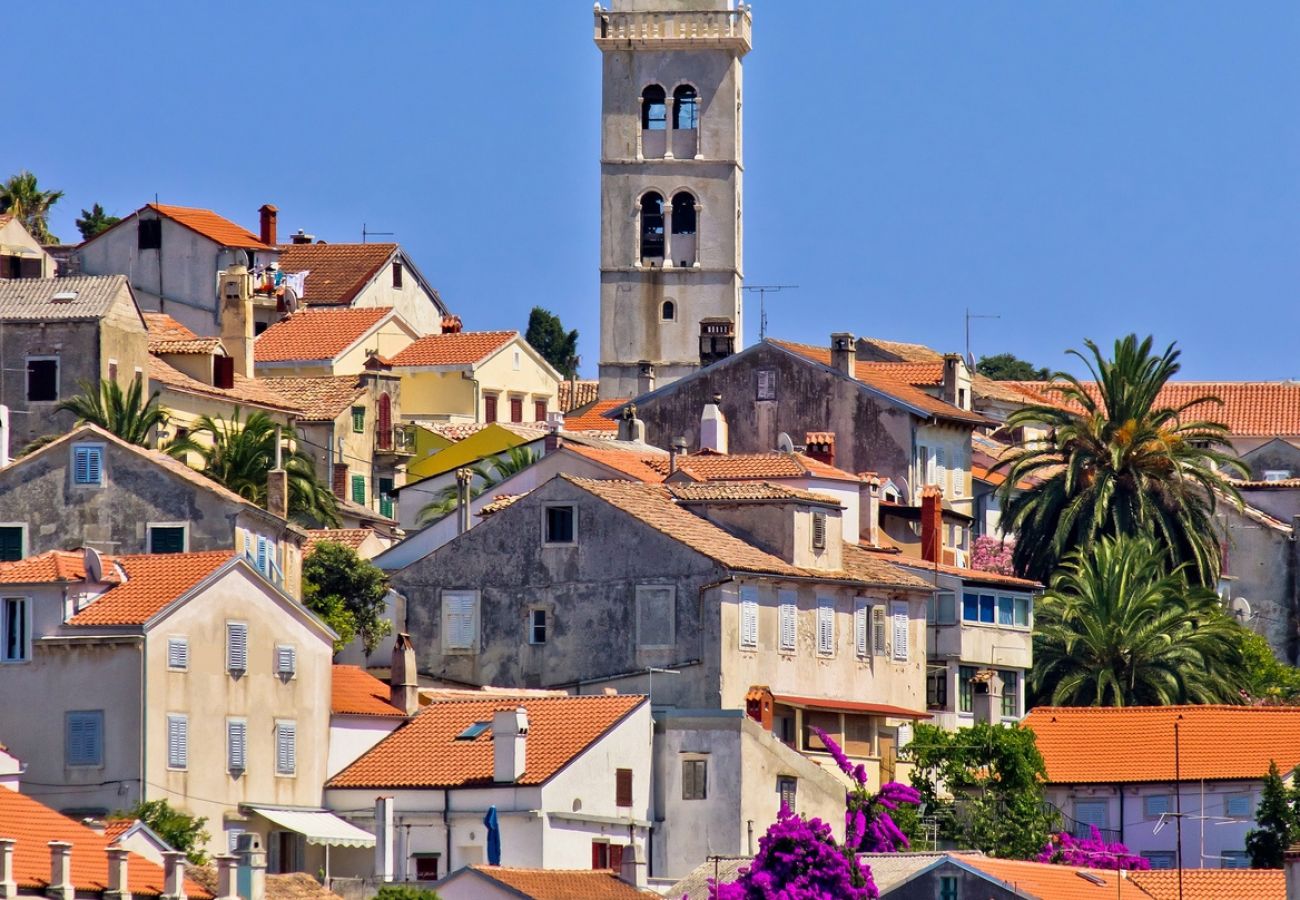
461;372;481;422
443;789;452;876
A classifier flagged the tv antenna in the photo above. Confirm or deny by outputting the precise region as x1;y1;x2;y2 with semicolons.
965;307;1000;368
361;224;395;244
743;285;799;340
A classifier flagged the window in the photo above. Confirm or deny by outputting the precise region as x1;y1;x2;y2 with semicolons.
811;513;826;550
1221;851;1250;868
149;525;186;554
757;369;777;401
227;622;248;673
673;84;699;129
351;475;366;505
890;600;909;661
636;585;675;648
591;841;623;871
456;722;491;740
352;406;365;433
777;776;797;812
778;590;796;653
1264;470;1292;482
738;586;759;649
276;645;296;677
615;768;633;807
544;505;575;544
442;591;479;652
854;598;868;657
661;300;676;321
378;477;395;519
509;396;523;423
929;591;957;625
935;448;946;495
640;192;664;260
939;876;959;900
0;527;23;562
1144;794;1171;819
641;84;666;130
682;759;707;800
927;668;949;710
816;596;834;655
534;399;548;422
27;357;58;402
167;714;188;770
484;394;498;423
72;444;104;486
275;721;296;775
529;608;547;644
1014;596;1031;627
2;597;29;662
413;855;440;881
1000;670;1019;718
1073;800;1109;838
671;192;697;235
227;829;246;854
871;605;887;656
962;592;996;624
66;711;104;767
1143;851;1176;870
513;350;521;371
998;596;1014;626
392;261;403;289
958;665;976;713
228;719;247;772
377;393;393;448
1226;793;1253;818
137;218;161;249
167;637;189;671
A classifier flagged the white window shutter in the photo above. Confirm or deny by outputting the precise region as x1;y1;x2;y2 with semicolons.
872;606;887;655
854;599;868;657
817;597;834;654
778;590;796;652
256;537;269;575
228;720;246;771
891;601;909;661
935;448;946;494
446;593;477;650
168;715;187;769
227;623;248;672
277;645;296;676
740;587;758;648
277;723;296;775
168;637;188;670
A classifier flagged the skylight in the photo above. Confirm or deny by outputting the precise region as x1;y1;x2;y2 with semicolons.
51;291;78;303
455;721;491;740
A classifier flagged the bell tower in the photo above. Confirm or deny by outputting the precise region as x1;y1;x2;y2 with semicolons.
594;1;752;399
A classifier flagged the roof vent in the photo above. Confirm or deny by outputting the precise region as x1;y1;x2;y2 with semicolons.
52;291;78;303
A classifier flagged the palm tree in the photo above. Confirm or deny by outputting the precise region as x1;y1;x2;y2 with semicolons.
166;409;341;528
57;379;169;446
417;445;540;525
0;170;64;243
1031;535;1246;707
994;334;1244;587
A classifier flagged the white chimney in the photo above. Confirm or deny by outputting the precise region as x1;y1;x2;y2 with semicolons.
1287;845;1300;900
105;846;131;900
619;840;645;887
374;797;396;883
214;855;238;900
863;476;881;547
700;394;728;454
48;842;73;900
493;707;529;783
161;850;187;900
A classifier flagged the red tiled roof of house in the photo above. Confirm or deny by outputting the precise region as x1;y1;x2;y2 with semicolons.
558;379;601;413
887;553;1041;589
255;307;393;363
478;493;525;516
275;243;396;306
331;665;406;717
67;552;233;626
1129;869;1284;900
388;330;516;367
647;451;862;483
560;442;666;483
101;819;135;843
860;361;945;385
0;788;211;897
959;857;1136;899
148;203;269;250
0;550;121;585
669;481;842;505
463;866;652;899
1023;706;1300;784
307;529;374;553
149;355;305;414
143;312;224;355
259;376;368;422
327;694;646;788
565;398;625;433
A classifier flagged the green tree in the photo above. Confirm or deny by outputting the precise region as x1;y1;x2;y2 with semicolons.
976;352;1050;381
75;203;121;240
119;799;210;865
1031;535;1246;706
166;409;341;527
905;722;1058;860
302;540;391;654
0;170;64;243
57;378;169;446
994;334;1244;586
524;306;578;378
1246;760;1299;868
1239;631;1300;705
374;886;441;900
416;445;540;524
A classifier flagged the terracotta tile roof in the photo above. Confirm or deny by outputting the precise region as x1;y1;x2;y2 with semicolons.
855;336;944;364
307;529;374;552
101;819;134;843
560;442;666;483
462;866;652;899
839;542;936;588
1023;706;1300;784
668;481;842;505
259;376;368;422
647;451;862;483
143;312;223;355
0;787;211;897
327;693;646;788
1129;869;1284;900
565;398;625;433
888;553;1042;589
479;493;525;516
332;665;406;717
66;552;232;626
0;550;119;585
149;355;305;414
959;857;1137;899
421;421;549;442
255;307;393;363
860;361;945;385
149;203;268;250
389;330;516;367
275;243;396;306
558;379;601;412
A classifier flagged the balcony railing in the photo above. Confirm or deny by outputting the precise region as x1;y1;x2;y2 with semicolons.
376;425;415;456
594;6;753;51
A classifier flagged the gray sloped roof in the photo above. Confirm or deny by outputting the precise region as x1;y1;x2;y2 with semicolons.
0;275;132;321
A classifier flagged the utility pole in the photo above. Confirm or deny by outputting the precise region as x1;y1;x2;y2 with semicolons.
964;307;1000;368
1175;718;1184;900
742;285;798;340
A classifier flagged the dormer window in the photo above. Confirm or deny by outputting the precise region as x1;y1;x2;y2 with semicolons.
812;512;827;550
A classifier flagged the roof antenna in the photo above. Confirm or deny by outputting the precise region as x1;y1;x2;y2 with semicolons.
362;223;395;244
742;285;798;340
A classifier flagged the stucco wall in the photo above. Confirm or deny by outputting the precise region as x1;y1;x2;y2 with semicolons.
1216;504;1297;663
327;718;402;779
349;255;445;337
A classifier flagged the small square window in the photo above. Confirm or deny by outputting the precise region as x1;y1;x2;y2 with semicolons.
0;527;24;562
150;525;186;554
1226;793;1253;818
529;608;547;644
682;759;707;800
72;445;104;486
167;637;189;671
137;218;161;250
1144;794;1171;818
777;776;797;812
392;261;403;289
66;711;104;767
545;505;575;544
276;645;296;677
2;597;30;662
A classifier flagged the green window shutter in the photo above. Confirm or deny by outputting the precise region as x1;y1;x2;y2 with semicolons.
150;527;185;554
351;407;365;433
0;528;22;562
378;477;394;518
351;475;366;505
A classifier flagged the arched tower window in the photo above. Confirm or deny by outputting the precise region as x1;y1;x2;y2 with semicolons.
641;85;667;131
662;300;676;321
674;85;698;129
671;192;697;235
640;192;665;261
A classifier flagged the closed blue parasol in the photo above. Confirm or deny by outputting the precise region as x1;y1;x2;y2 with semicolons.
483;805;501;866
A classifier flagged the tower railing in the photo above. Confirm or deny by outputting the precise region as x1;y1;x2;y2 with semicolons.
594;6;753;52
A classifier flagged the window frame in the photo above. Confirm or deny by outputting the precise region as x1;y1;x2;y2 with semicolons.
26;356;59;403
0;524;25;563
1225;793;1253;818
351;474;366;506
871;605;887;657
226;621;249;674
167;636;189;671
673;83;699;129
1;596;31;663
351;406;366;433
1143;793;1171;820
756;368;777;401
442;590;480;653
811;512;827;550
777;776;797;813
148;523;189;554
543;504;577;547
534;399;548;422
71;443;105;487
958;665;976;714
276;644;297;679
641;84;667;130
739;586;759;649
529;607;548;645
1073;799;1110;837
681;757;708;800
615;768;633;808
275;720;297;777
777;589;797;654
853;598;868;658
227;718;247;773
484;393;498;423
392;261;403;289
890;600;910;662
635;584;676;649
815;596;835;656
509;395;524;422
66;710;104;768
1000;669;1019;718
167;713;188;771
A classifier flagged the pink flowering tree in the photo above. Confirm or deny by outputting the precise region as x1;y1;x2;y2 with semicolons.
971;535;1016;576
1037;827;1150;870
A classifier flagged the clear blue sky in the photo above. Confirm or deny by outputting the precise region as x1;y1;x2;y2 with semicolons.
8;2;1298;379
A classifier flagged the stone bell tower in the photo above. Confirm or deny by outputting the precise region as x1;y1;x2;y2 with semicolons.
594;1;751;399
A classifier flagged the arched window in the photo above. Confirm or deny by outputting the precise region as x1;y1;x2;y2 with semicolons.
662;300;676;321
671;192;696;235
640;192;664;259
674;85;698;129
641;85;667;131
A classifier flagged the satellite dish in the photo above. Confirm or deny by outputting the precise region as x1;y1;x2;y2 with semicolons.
233;250;250;268
84;547;104;583
281;285;300;314
1230;596;1253;623
777;432;795;453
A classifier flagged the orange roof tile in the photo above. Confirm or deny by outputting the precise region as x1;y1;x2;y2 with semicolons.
258;376;368;422
101;819;135;843
0;788;210;897
462;866;651;899
307;529;375;553
255;307;394;363
149;355;305;414
1129;869;1284;900
327;694;645;788
565;398;625;433
558;379;600;413
647;451;862;483
148;203;268;249
331;665;406;717
860;361;945;385
275;243;396;306
560;442;666;483
388;330;516;367
958;857;1138;899
0;550;117;585
143;313;222;355
1023;706;1300;784
669;481;842;505
888;553;1041;589
67;552;232;626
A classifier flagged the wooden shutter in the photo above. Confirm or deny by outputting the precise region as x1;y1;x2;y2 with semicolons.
812;513;826;550
510;397;523;423
167;637;189;670
351;475;366;505
891;601;909;661
167;715;187;769
277;722;296;775
445;593;476;649
608;844;624;872
277;645;296;676
228;720;247;771
816;597;834;654
778;590;796;652
534;400;547;422
68;713;102;766
227;623;248;672
615;768;633;807
871;606;887;655
484;394;498;423
377;394;393;449
739;587;758;648
0;528;22;562
854;599;868;657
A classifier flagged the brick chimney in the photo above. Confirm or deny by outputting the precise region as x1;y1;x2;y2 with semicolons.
920;485;943;564
258;204;278;246
804;432;835;467
390;633;419;716
493;707;529;783
830;333;856;377
332;463;349;500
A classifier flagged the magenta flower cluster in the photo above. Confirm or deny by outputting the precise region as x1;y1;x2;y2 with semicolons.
1036;827;1150;870
971;536;1016;576
812;727;921;853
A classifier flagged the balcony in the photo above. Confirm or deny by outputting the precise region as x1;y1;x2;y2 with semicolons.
375;424;416;458
928;621;1032;670
593;6;752;52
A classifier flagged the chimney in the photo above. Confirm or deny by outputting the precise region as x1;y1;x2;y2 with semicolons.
290;229;314;245
374;797;396;883
220;265;255;379
804;432;835;467
235;833;265;900
921;485;943;564
699;394;728;454
617;403;646;444
971;669;1004;726
492;707;529;783
455;467;473;534
830;333;856;377
48;842;73;900
618;840;645;887
745;685;774;731
636;361;656;397
214;855;238;900
1285;844;1300;900
544;416;564;454
390;633;419;716
266;425;288;520
105;846;131;900
864;476;881;547
669;436;687;475
942;353;965;408
161;851;187;900
0;838;16;900
332;463;348;500
258;204;278;246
